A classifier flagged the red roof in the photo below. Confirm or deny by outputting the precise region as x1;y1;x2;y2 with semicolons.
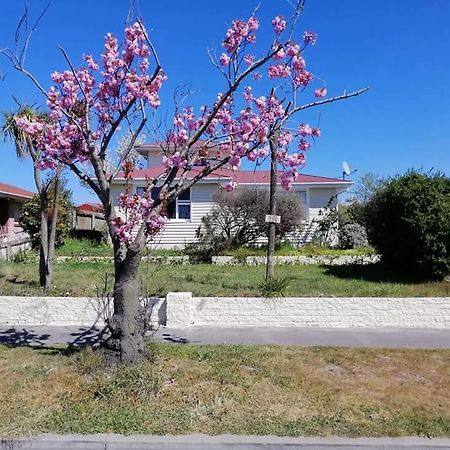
0;182;34;200
115;166;349;185
77;202;104;213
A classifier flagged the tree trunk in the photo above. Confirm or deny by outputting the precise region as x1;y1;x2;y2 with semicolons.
38;194;49;288
266;134;278;280
105;242;146;363
45;164;63;289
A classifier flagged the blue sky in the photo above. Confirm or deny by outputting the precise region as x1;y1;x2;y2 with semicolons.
0;0;449;203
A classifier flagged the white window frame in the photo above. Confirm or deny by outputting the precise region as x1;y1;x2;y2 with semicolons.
136;186;191;222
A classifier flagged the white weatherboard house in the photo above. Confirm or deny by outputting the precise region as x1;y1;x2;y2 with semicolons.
111;144;352;248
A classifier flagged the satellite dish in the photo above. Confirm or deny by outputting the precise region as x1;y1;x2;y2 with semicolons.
342;160;358;180
342;161;351;176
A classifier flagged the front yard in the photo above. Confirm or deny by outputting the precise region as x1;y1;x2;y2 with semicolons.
0;260;449;297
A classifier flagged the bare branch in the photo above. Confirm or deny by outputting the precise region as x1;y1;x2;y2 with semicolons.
288;87;369;117
109;116;148;182
67;162;101;196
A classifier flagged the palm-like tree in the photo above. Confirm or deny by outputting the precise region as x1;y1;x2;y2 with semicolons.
2;105;62;288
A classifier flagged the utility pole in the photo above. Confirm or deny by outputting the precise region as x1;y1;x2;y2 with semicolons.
265;133;279;280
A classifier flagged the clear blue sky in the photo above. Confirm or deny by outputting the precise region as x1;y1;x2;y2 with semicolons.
1;0;449;203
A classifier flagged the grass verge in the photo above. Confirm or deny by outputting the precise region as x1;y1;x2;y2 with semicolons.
0;344;449;437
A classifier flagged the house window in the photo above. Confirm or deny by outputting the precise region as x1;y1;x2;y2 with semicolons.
297;190;309;221
137;186;191;220
298;191;307;206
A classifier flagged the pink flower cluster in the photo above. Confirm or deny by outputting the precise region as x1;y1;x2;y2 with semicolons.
222;16;259;54
15;21;167;173
272;16;286;34
146;215;166;237
162;151;187;169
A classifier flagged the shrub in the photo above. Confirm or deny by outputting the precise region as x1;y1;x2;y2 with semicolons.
196;188;304;254
339;223;369;249
259;276;291;297
20;189;73;249
365;171;450;279
10;249;36;264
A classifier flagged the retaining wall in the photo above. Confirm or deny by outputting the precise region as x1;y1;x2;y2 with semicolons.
0;296;165;327
212;254;380;265
1;294;448;330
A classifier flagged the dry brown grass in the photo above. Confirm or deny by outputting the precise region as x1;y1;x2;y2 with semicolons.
0;344;449;437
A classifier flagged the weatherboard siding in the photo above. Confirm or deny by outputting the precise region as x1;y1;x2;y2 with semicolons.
111;181;342;248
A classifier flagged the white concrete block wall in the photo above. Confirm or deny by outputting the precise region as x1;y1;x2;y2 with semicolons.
166;293;450;329
1;294;449;330
0;296;165;327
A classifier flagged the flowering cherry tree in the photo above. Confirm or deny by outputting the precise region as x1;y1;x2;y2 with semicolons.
4;1;367;362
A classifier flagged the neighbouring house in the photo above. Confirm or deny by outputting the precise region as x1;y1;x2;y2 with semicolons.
0;182;33;259
72;202;107;240
111;144;352;248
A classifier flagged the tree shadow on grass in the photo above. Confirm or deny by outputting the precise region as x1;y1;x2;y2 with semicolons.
323;263;434;285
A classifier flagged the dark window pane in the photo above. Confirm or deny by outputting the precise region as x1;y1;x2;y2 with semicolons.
167;201;176;219
178;204;191;219
178;188;190;201
151;187;161;200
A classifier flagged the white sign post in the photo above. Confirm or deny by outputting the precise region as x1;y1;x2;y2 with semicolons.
265;214;281;224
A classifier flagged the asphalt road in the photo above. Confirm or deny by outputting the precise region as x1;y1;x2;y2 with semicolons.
1;324;450;348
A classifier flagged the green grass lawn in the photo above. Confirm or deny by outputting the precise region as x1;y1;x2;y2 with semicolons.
0;260;449;297
0;344;449;437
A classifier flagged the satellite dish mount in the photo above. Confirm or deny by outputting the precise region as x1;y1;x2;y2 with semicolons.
342;160;358;180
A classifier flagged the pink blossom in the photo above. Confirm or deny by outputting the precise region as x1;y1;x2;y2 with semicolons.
253;72;262;80
229;154;241;168
272;15;286;34
247;16;259;31
162;151;187;169
311;127;321;137
244;54;255;65
83;54;99;70
268;64;291;79
298;123;312;137
278;131;293;147
173;115;184;128
257;147;269;158
298;139;311;151
243;86;253;102
146;215;166;237
303;31;318;45
314;87;327;98
219;53;231;66
286;43;300;57
273;47;285;60
225;181;237;192
247;150;257;161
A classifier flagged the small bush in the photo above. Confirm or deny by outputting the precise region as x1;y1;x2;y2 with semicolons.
10;250;36;264
259;276;291;297
339;223;369;249
365;171;450;279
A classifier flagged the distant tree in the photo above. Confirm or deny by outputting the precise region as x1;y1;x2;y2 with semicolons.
1;105;63;288
353;172;386;203
20;178;73;249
